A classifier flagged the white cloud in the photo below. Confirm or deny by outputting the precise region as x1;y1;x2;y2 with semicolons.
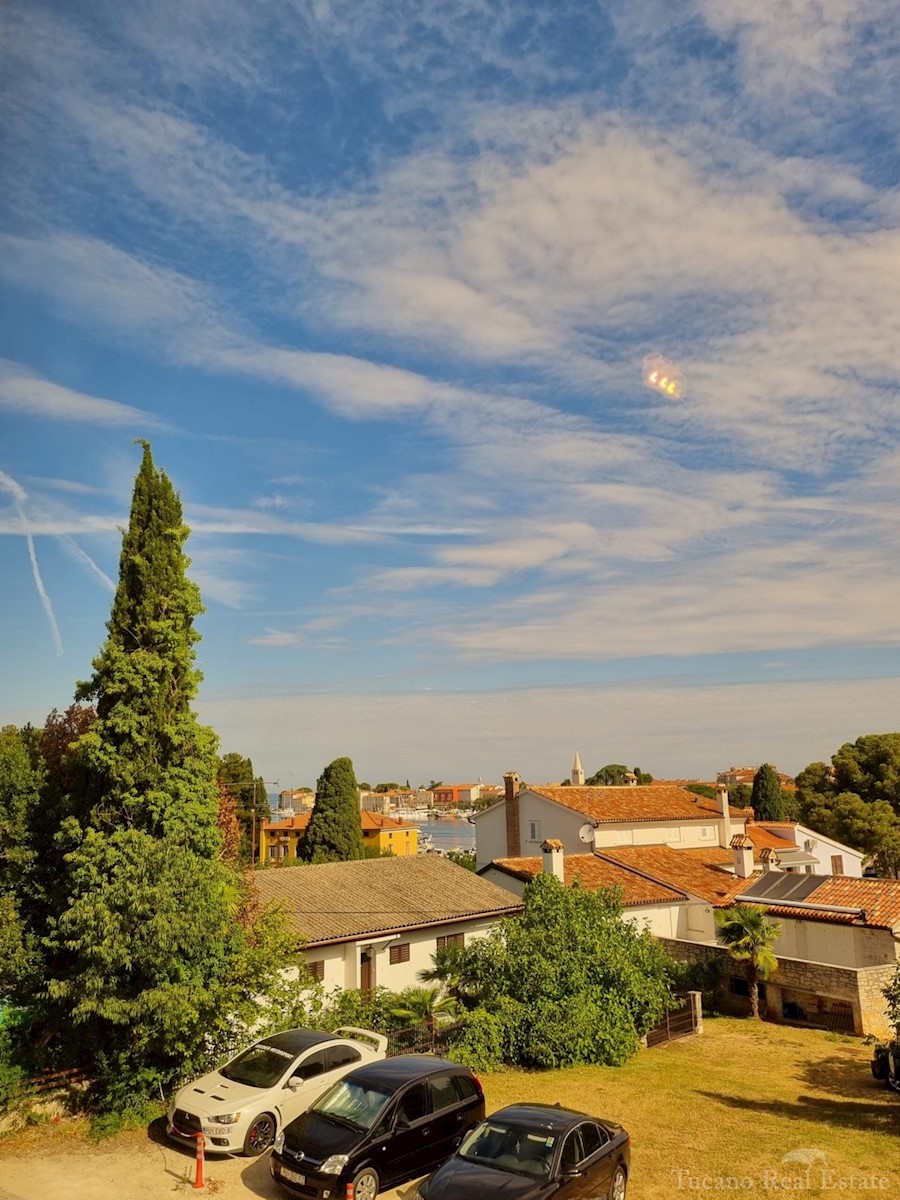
0;359;162;428
248;628;301;647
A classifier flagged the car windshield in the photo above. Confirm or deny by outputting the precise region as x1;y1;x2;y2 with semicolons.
219;1043;295;1089
459;1121;555;1178
311;1079;392;1131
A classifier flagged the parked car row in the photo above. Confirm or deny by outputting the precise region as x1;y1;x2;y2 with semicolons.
167;1026;631;1200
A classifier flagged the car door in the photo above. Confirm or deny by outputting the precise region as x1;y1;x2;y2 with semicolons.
280;1048;332;1124
424;1072;469;1168
383;1080;432;1186
554;1124;612;1198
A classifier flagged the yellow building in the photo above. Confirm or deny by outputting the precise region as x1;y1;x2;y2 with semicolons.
259;810;418;864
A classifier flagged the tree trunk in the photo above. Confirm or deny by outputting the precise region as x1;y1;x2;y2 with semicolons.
749;964;760;1019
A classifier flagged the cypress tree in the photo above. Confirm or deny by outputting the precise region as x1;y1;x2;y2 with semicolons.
299;757;365;863
751;763;786;822
36;443;298;1113
70;441;220;856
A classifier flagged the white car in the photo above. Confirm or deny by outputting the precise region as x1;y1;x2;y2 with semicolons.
167;1026;388;1155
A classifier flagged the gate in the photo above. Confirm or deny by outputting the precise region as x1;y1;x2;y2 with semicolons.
645;994;699;1048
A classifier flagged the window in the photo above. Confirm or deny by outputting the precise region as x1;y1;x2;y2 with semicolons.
389;942;411;965
452;1074;479;1101
327;1045;362;1071
294;1049;329;1080
437;932;464;951
700;827;712;840
428;1074;461;1113
308;959;325;981
559;1130;584;1173
528;820;542;842
831;854;845;876
396;1081;430;1124
578;1123;606;1158
614;829;634;845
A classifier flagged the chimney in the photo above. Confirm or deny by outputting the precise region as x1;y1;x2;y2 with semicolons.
504;771;521;856
730;834;755;879
541;838;565;883
760;847;781;874
717;783;733;849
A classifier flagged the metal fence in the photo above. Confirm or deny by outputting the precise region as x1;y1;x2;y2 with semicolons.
385;1019;464;1058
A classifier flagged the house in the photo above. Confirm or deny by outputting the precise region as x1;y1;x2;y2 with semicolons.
473;773;864;877
481;834;897;1037
717;765;795;790
431;783;483;809
259;810;419;862
254;855;522;991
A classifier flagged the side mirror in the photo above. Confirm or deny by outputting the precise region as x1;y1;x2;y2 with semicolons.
286;1076;303;1091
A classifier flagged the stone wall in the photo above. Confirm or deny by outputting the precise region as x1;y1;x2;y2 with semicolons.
659;937;897;1038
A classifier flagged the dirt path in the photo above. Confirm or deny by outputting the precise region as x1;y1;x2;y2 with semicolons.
0;1121;420;1200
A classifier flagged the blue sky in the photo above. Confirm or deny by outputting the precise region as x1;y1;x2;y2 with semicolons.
2;1;900;789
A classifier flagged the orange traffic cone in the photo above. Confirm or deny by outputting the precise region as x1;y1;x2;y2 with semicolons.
345;1183;354;1200
193;1132;206;1190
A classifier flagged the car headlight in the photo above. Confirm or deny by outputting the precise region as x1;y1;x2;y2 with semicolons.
320;1154;350;1174
210;1112;241;1124
274;1132;285;1154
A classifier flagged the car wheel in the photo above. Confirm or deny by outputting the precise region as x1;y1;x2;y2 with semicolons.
609;1165;627;1200
350;1166;380;1200
243;1112;276;1155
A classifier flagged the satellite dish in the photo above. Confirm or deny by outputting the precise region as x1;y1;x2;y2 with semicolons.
579;823;596;844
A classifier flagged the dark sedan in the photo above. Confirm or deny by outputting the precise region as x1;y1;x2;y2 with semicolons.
413;1102;630;1200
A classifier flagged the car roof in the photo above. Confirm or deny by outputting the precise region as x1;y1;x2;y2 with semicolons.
344;1055;468;1088
258;1029;338;1055
486;1103;616;1134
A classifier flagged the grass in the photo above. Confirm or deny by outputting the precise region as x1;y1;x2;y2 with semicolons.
478;1018;900;1199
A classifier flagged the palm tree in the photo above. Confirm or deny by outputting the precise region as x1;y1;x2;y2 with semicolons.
417;943;477;1007
390;985;458;1044
715;904;781;1019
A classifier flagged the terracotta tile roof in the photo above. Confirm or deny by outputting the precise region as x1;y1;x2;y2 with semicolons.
743;826;797;852
261;811;416;833
599;845;760;906
761;877;900;930
254;855;522;946
487;853;687;906
527;784;752;824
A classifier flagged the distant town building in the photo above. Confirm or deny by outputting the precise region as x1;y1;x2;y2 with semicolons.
259;810;419;862
717;766;795;789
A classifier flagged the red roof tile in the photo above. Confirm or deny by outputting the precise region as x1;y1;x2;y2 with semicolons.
527;784;751;824
488;853;687;906
599;845;760;906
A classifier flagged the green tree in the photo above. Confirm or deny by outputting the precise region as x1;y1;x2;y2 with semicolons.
33;443;300;1112
455;875;672;1069
715;904;781;1019
418;943;479;1007
585;764;652;786
298;757;364;863
0;726;42;998
751;764;786;821
218;752;268;861
831;733;900;814
374;782;401;793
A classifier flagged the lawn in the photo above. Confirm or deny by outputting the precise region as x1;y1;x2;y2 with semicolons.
479;1017;900;1199
0;1018;897;1200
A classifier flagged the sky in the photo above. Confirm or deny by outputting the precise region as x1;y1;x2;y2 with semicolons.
2;1;900;790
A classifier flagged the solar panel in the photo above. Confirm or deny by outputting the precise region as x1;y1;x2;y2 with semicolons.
740;872;824;904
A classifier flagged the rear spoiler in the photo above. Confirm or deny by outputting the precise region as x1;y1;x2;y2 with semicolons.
334;1026;389;1054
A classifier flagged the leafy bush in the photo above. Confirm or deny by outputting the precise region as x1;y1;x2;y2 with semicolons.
667;952;725;1012
0;1025;26;1110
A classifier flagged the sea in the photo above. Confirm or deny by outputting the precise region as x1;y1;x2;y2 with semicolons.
415;816;476;854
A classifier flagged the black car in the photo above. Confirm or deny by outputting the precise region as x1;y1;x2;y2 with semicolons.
270;1054;485;1200
412;1103;631;1200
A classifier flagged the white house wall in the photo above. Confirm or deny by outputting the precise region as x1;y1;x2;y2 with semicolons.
770;916;897;968
778;825;865;878
303;920;498;994
592;820;735;851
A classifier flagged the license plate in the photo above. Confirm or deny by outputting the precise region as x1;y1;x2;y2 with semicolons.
202;1126;229;1135
280;1167;306;1185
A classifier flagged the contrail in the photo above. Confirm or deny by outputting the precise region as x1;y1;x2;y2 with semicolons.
58;534;115;591
0;468;64;656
